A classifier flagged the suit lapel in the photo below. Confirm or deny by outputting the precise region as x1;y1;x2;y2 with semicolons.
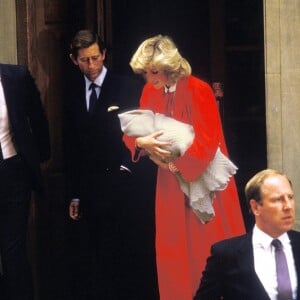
0;65;20;127
237;232;271;299
98;71;111;104
289;231;300;300
79;78;88;114
71;74;88;117
98;71;119;109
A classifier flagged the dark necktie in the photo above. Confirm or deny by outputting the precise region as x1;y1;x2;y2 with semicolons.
89;82;98;114
0;143;4;169
272;239;293;300
0;142;3;161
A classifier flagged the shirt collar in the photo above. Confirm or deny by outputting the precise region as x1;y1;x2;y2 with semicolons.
85;65;107;88
164;83;176;93
253;225;290;250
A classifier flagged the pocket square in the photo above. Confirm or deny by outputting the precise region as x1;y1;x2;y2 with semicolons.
107;105;120;112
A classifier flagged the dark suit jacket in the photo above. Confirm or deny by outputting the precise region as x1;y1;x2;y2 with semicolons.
64;67;160;299
64;68;143;202
194;230;300;300
0;64;50;191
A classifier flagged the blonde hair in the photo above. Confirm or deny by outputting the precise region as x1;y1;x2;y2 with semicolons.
130;35;191;85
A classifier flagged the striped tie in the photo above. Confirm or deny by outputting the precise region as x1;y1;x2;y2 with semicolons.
272;239;293;300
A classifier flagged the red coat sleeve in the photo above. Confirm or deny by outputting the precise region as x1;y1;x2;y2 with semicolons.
173;78;224;182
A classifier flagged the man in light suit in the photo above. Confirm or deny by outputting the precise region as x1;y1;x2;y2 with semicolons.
64;30;158;300
0;64;50;300
194;169;300;300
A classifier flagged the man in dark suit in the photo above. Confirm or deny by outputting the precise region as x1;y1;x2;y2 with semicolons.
194;169;300;300
0;64;50;300
64;30;158;300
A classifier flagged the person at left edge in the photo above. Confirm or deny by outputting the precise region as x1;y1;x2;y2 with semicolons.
64;30;157;299
0;63;51;300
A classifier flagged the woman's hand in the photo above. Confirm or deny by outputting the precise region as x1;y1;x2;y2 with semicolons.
149;154;169;170
136;130;172;161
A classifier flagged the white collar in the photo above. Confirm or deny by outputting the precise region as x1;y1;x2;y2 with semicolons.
85;65;107;87
164;83;176;93
252;225;290;250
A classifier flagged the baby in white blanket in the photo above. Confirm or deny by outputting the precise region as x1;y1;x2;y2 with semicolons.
118;109;237;223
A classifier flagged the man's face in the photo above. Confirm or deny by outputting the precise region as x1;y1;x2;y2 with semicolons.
70;43;106;82
250;174;295;238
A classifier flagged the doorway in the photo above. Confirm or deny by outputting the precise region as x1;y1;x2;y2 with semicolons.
17;0;266;298
108;0;266;229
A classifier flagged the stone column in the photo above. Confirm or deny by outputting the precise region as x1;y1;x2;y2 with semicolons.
0;1;17;63
264;0;300;229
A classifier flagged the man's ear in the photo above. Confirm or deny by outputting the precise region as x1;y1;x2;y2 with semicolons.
102;49;107;60
249;199;260;216
69;54;78;65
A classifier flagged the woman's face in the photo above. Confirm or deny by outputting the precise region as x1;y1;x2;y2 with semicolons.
143;67;169;89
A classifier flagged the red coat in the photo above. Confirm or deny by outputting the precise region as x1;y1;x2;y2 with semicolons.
124;76;245;300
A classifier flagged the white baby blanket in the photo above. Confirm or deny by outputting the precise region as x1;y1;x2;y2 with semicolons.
118;109;237;223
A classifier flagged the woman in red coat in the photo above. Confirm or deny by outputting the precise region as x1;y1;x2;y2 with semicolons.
124;35;245;300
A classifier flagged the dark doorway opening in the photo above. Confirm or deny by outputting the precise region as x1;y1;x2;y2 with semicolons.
109;0;266;230
61;1;266;299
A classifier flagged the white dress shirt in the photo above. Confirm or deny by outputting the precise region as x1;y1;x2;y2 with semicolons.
252;225;298;300
0;76;17;159
84;66;107;110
